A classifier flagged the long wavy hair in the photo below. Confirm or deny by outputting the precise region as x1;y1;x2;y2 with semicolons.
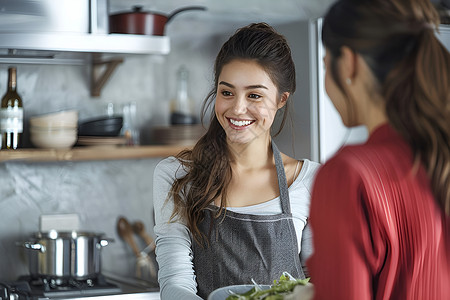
322;0;450;215
168;23;297;244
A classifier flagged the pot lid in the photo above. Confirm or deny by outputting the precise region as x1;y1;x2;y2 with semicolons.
33;231;105;239
110;5;166;16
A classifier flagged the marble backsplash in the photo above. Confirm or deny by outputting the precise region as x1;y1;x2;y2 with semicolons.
0;36;219;281
0;158;161;281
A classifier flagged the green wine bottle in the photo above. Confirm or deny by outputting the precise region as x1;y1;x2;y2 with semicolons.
1;67;23;150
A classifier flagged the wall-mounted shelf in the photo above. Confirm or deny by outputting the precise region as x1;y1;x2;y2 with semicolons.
0;33;170;56
0;145;190;162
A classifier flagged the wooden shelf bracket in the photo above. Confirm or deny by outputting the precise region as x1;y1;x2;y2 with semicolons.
91;57;124;97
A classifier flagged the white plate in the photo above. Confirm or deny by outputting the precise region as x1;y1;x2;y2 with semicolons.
77;136;127;147
208;284;271;300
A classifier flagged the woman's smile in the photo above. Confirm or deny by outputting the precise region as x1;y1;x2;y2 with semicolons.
227;117;255;129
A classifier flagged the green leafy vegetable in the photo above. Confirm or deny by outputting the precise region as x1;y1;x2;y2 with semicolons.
225;273;310;300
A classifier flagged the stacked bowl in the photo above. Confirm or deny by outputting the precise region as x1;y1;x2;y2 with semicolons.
29;110;78;149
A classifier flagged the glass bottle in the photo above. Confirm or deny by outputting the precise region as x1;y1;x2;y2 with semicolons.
1;67;23;150
170;65;197;125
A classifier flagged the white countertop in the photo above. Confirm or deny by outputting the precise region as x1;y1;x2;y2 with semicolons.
56;291;160;300
37;273;161;300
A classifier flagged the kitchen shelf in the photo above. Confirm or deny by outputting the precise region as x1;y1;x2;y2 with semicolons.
0;32;170;57
0;145;191;162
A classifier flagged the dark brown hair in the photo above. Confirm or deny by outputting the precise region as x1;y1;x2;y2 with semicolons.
322;0;450;215
168;23;297;244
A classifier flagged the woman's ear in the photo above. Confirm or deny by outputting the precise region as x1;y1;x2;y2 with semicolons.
278;92;290;109
340;46;358;83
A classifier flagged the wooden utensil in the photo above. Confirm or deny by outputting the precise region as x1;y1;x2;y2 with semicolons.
117;216;140;257
117;216;156;281
132;220;157;280
132;221;155;251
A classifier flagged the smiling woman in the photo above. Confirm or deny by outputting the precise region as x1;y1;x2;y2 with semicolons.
152;23;320;300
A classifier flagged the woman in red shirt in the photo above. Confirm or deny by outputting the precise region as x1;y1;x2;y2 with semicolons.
307;0;450;299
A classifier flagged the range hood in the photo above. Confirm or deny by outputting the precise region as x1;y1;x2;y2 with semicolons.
0;0;170;65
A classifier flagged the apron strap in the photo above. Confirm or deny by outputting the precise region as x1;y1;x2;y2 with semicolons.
271;141;291;214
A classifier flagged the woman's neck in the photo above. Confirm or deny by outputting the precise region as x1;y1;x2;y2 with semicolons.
361;95;389;134
227;137;273;170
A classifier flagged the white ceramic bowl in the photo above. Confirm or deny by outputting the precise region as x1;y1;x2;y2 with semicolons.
208;284;271;300
29;110;78;128
30;127;78;149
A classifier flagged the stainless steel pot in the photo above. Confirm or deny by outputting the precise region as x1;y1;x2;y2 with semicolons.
22;231;113;280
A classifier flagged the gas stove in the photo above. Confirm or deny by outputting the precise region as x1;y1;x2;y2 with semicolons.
1;274;121;300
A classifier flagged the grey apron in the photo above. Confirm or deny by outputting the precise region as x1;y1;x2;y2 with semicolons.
192;142;304;299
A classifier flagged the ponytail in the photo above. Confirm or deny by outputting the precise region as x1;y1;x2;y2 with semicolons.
384;29;450;215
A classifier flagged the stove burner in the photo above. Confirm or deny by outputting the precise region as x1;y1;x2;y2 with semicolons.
8;274;121;299
45;277;95;290
21;274;108;291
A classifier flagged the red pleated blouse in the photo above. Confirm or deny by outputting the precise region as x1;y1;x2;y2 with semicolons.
308;123;450;300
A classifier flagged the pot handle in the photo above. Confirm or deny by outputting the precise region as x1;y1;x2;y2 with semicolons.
167;6;206;23
132;5;143;12
98;238;115;248
21;242;46;253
